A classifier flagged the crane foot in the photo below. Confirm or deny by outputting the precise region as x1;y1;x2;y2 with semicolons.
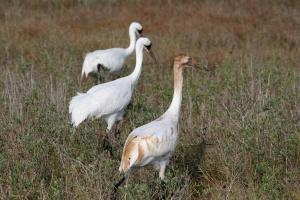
100;136;114;158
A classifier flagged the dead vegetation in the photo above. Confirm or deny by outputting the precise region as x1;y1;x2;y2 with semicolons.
0;0;300;199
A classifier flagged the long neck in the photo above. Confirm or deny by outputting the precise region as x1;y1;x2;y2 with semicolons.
125;29;136;56
165;64;183;122
129;44;143;84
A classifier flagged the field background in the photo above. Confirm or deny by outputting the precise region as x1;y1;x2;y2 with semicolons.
0;0;300;199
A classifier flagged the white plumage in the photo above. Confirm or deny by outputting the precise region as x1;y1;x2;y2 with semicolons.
119;117;178;179
69;37;152;130
81;22;143;79
118;55;196;181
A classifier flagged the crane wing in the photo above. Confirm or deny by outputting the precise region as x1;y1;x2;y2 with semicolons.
86;48;127;72
88;78;133;116
126;120;177;160
69;77;133;127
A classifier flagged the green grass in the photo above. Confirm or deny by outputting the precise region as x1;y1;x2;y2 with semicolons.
0;0;300;199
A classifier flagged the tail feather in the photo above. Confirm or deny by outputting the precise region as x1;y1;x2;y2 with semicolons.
69;92;91;127
81;53;93;79
81;56;88;79
119;136;141;173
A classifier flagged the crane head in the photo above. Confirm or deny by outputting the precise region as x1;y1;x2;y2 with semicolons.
137;28;143;36
174;55;197;69
136;37;159;66
130;22;143;36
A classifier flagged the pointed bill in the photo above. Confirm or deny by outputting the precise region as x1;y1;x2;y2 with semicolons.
145;45;159;66
188;57;198;69
137;29;144;37
148;49;159;66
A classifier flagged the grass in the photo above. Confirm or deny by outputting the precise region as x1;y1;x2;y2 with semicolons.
0;0;300;199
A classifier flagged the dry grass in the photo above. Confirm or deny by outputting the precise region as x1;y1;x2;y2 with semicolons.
0;0;300;199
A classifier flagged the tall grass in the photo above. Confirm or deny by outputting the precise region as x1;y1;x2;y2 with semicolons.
0;0;299;199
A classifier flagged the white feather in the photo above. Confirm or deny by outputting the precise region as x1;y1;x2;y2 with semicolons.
81;22;143;78
69;37;152;130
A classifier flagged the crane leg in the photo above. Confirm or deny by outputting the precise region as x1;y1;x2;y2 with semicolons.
100;115;121;157
111;121;121;138
159;160;168;180
100;134;114;158
70;125;76;135
114;175;127;191
97;64;103;84
111;174;128;200
158;162;167;199
101;121;119;157
158;179;167;199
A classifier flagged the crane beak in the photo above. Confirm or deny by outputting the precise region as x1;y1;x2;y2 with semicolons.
145;44;159;66
137;29;144;37
187;57;198;69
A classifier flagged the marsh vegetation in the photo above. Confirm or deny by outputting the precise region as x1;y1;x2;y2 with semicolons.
0;0;300;199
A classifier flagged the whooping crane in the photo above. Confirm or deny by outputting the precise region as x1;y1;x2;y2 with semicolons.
81;22;143;83
115;55;196;190
69;37;156;155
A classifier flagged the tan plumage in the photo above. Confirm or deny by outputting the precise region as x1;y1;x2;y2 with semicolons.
120;134;161;173
118;55;196;182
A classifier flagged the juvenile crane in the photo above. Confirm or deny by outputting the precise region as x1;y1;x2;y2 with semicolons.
69;37;156;153
116;55;196;189
81;22;143;83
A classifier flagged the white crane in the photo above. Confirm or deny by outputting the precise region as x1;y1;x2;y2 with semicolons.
69;37;155;154
114;55;196;190
81;22;143;83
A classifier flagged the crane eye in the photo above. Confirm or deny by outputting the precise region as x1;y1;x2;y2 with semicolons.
138;29;143;34
128;157;131;160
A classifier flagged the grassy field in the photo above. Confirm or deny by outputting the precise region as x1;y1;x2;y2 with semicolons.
1;0;300;199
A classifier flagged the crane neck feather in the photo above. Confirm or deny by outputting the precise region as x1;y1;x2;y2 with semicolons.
125;28;136;56
129;43;144;84
164;64;183;122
